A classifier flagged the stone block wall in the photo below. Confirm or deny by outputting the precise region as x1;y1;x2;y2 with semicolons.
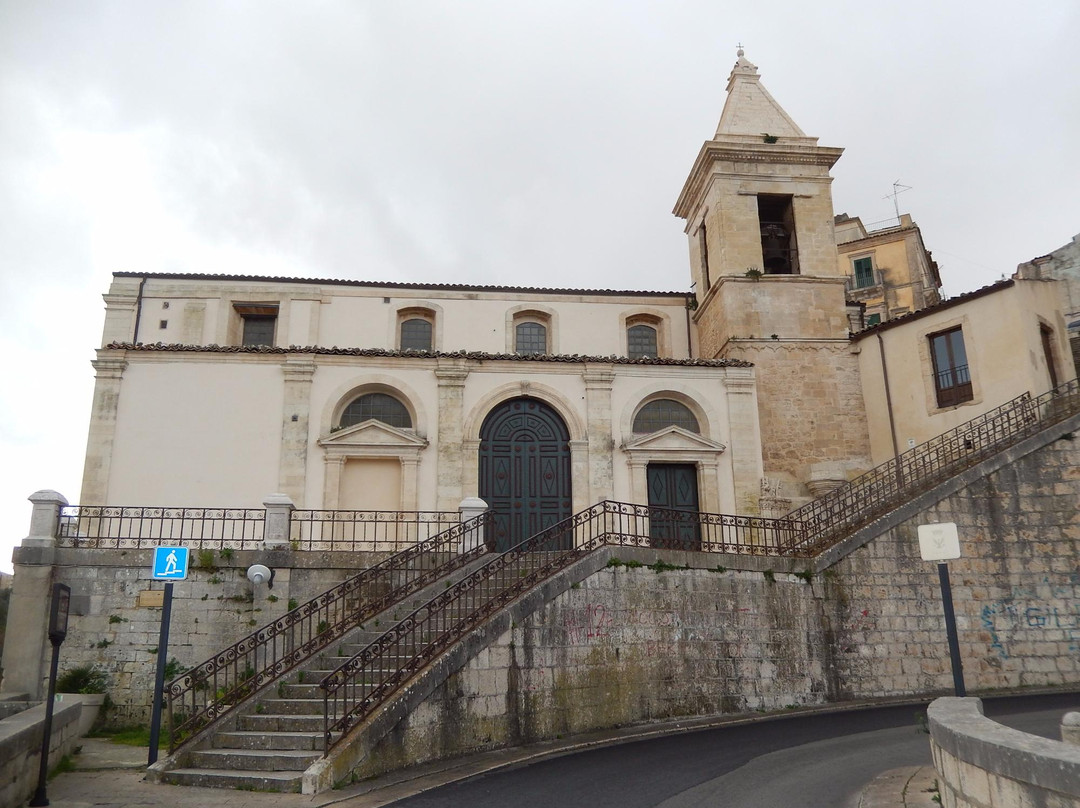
357;561;826;776
9;547;386;725
823;431;1080;699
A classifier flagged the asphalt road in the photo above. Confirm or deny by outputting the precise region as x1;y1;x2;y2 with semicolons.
385;693;1077;808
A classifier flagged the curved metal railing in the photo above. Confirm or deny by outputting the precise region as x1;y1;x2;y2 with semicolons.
165;510;492;750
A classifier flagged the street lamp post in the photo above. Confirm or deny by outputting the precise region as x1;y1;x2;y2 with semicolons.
29;583;71;807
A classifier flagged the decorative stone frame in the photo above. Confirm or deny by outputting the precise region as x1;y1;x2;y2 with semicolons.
620;309;671;359
317;376;430;510
506;304;558;355
392;302;443;352
462;382;587;514
622;427;727;513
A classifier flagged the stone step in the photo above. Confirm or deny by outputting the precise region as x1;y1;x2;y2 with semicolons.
190;747;321;772
161;767;302;792
258;698;324;715
212;730;322;751
238;713;324;732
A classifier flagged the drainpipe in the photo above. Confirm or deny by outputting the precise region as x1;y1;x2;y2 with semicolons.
877;332;904;488
132;276;147;344
685;295;695;359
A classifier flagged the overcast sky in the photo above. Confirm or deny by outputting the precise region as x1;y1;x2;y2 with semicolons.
1;1;1077;571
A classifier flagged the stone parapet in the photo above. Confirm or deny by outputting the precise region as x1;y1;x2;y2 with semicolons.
929;697;1080;807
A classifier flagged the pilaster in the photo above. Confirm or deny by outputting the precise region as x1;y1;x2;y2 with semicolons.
723;367;765;513
277;359;316;504
435;363;470;511
79;353;128;504
582;367;616;503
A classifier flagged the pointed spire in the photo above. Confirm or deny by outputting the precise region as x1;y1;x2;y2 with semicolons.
714;46;808;141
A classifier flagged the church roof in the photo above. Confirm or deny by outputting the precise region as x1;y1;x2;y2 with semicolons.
714;48;809;142
103;342;754;368
113;271;689;299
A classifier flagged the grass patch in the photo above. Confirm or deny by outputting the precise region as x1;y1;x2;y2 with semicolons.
90;725;166;748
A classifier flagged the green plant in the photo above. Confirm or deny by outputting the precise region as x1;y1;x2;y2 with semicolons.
200;593;208;601
745;267;762;279
762;569;775;583
163;658;184;679
219;547;234;561
794;569;814;584
770;333;779;340
297;671;305;683
207;575;222;585
48;754;77;779
606;558;624;568
762;133;778;144
92;724;166;747
711;565;727;574
255;703;266;714
287;598;298;611
108;614;127;624
227;592;254;603
56;665;108;694
317;620;329;634
289;540;300;551
248;619;257;626
648;560;681;574
267;594;279;603
194;549;217;571
95;638;112;649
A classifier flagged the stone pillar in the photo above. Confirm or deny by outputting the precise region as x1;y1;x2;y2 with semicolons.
1;491;65;698
582;367;615;503
723;367;765;513
79;353;127;504
263;493;294;550
435;363;470;511
277;359;316;504
1063;712;1080;746
458;497;489;552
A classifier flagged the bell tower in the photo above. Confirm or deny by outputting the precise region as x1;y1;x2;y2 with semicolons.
674;48;871;501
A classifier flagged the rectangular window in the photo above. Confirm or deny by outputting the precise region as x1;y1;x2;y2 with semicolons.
234;304;278;346
515;321;547;355
929;327;973;407
627;324;658;359
400;318;433;351
853;256;875;288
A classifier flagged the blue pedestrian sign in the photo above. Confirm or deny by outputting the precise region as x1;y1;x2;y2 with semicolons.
152;547;189;580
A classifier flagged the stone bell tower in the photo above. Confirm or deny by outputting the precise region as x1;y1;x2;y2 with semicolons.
673;48;871;502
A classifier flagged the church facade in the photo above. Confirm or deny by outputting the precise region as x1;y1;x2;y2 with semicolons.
79;50;1074;533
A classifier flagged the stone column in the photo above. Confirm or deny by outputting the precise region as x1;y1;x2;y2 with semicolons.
263;493;295;550
435;363;470;511
723;367;765;514
2;491;66;698
458;497;489;552
582;367;616;503
79;353;127;504
277;359;316;504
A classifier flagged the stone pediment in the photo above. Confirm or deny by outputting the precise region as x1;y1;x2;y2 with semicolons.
622;426;726;453
318;420;428;450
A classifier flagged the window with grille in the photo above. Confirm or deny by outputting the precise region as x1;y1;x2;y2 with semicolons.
400;318;433;351
853;256;875;288
339;393;412;429
633;399;700;433
929;327;973;408
515;321;547;355
628;324;658;359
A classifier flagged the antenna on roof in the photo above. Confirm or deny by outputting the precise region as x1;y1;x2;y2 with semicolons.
884;180;912;220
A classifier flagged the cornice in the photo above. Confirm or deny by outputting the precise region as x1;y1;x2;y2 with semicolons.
673;141;844;219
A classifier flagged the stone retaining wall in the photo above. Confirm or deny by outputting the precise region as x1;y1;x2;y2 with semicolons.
0;698;81;808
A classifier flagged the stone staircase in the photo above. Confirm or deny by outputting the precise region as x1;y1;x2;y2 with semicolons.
155;563;483;791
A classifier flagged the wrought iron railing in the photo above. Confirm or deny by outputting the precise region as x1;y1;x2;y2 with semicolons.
57;506;265;549
790;379;1080;555
319;382;1080;752
319;500;802;750
290;510;460;552
165;511;492;750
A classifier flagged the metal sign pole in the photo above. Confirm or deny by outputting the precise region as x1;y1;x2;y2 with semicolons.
937;561;966;697
147;581;173;765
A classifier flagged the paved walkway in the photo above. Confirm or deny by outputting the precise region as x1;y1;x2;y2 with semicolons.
39;734;930;808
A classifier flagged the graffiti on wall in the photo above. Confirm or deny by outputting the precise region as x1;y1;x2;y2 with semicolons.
978;576;1080;658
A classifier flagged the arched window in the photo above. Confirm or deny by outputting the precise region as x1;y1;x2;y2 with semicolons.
515;321;548;355
633;399;699;434
339;393;412;429
628;324;658;359
400;318;433;351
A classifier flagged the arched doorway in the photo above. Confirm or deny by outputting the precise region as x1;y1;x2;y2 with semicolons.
478;397;572;551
